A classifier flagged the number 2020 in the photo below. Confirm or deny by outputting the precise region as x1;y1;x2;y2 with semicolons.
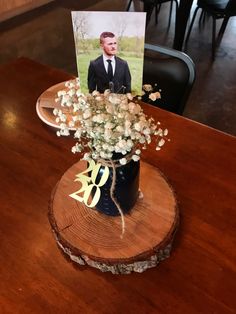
69;160;109;207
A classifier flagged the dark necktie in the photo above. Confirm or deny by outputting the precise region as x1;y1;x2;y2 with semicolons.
107;59;113;81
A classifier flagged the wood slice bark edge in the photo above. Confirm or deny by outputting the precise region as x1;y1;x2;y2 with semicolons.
48;161;179;274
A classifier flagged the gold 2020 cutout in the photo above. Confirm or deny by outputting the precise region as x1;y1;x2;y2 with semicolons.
69;160;109;207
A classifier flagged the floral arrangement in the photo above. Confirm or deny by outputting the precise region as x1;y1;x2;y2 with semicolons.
142;84;161;102
53;79;168;164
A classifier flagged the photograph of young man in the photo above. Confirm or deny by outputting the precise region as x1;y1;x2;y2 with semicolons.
87;32;131;93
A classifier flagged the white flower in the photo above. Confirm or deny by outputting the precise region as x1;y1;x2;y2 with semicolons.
100;151;107;159
155;128;163;136
104;89;110;96
102;143;109;150
120;102;129;111
119;158;127;165
128;102;141;115
65;81;75;88
118;112;125;119
74;128;82;138
108;145;114;152
126;93;133;100
134;122;142;132
134;120;147;132
106;103;114;114
108;95;121;105
57;90;66;97
143;128;151;135
92;90;100;97
82;153;90;160
132;155;140;162
68;121;75;128
83;109;92;119
59;114;67;122
76;90;83;97
93;113;106;123
116;125;124;133
104;129;112;140
68;89;75;97
71;143;82;153
149;92;161;102
126;139;133;148
53;80;168;162
143;84;153;92
146;135;151;144
53;108;58;115
139;136;146;144
158;138;166;147
61;128;70;136
105;122;114;129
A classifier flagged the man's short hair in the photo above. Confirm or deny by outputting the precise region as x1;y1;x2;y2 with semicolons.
100;32;115;44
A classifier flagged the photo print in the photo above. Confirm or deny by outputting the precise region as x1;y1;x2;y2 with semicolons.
71;11;146;95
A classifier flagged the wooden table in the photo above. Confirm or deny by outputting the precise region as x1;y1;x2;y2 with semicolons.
0;58;235;313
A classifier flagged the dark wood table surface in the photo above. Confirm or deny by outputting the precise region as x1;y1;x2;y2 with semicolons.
0;58;235;313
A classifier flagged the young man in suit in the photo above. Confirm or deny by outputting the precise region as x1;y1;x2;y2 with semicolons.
88;32;131;93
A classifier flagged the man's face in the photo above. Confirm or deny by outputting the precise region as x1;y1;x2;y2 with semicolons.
101;36;117;56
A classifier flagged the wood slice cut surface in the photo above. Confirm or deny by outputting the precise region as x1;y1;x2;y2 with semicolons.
49;160;179;274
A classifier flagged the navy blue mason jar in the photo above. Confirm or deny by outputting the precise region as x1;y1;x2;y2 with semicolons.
91;154;140;216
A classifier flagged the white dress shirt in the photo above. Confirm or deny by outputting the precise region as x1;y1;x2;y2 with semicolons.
103;55;116;75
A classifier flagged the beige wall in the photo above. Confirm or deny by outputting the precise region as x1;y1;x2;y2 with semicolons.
0;0;54;22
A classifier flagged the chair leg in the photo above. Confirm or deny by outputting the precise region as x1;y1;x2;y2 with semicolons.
185;7;200;45
126;0;132;11
212;17;216;60
167;0;173;28
174;0;178;26
167;0;178;29
217;16;230;47
155;3;161;24
199;10;204;25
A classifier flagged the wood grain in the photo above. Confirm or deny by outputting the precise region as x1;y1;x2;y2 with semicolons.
0;58;235;313
0;0;53;22
49;160;178;271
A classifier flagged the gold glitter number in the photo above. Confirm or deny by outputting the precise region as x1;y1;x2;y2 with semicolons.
69;160;109;207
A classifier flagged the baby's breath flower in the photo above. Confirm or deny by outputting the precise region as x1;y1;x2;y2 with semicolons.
158;138;166;147
126;93;133;100
57;90;66;97
149;91;161;102
164;129;168;136
53;80;169;162
53;108;58;115
132;155;140;162
119;158;127;165
82;153;90;160
143;84;153;92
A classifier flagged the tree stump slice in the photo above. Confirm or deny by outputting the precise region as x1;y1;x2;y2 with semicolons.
49;160;179;274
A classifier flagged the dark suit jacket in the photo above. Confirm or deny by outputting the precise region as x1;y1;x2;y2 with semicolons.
88;55;131;93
